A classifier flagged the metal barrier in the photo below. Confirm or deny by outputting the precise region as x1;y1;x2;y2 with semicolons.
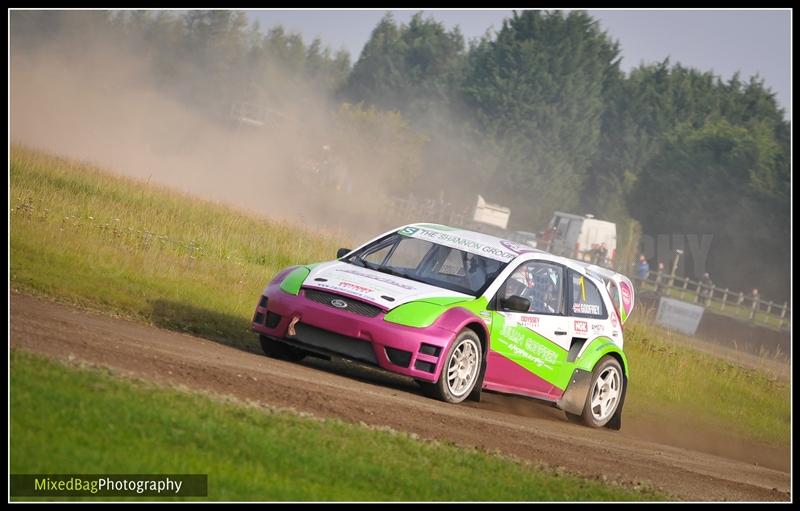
631;270;790;331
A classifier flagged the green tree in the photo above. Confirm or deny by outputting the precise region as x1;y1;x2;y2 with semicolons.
341;12;465;114
631;120;789;300
459;10;621;227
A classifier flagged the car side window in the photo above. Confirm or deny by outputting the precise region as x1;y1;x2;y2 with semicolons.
570;271;607;318
606;280;621;314
500;261;564;315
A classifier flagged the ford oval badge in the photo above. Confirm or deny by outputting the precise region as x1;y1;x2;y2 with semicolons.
330;299;348;308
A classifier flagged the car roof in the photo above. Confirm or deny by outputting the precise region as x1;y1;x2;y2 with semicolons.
400;223;588;267
385;223;618;301
406;223;612;280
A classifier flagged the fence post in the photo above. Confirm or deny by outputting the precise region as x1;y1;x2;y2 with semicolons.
694;278;701;303
778;302;787;329
704;284;715;307
737;292;744;316
668;250;682;290
749;297;758;322
720;288;729;311
681;277;689;300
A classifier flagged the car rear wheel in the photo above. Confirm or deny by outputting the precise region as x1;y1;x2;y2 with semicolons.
259;335;307;362
426;329;482;404
566;355;623;428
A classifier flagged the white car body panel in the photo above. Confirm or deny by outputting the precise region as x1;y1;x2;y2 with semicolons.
304;261;471;310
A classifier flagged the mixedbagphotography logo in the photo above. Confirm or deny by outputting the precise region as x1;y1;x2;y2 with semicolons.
10;474;208;497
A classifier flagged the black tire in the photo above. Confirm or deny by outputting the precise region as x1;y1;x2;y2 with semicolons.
428;329;482;404
259;335;307;362
571;355;624;428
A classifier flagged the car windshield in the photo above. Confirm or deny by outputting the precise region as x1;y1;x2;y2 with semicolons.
345;233;507;296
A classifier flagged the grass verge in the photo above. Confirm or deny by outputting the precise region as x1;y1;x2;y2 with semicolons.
10;350;664;501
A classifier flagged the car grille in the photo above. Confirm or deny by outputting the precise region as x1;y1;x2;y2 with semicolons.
303;288;383;317
289;323;378;365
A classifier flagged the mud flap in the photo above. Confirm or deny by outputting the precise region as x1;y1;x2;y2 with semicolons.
606;375;627;431
468;357;487;402
557;368;592;415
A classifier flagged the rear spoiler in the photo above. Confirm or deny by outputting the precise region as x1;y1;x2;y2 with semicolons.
578;264;635;325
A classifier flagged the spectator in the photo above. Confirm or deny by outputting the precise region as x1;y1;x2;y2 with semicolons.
636;254;650;281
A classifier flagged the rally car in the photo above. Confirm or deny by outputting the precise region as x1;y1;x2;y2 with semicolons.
252;223;635;429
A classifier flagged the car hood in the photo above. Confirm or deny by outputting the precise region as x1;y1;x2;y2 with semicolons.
302;261;472;310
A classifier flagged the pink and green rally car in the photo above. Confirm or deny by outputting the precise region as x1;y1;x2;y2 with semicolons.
252;223;635;429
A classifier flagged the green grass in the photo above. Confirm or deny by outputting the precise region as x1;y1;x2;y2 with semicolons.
10;146;790;450
622;322;789;445
10;146;346;352
10;350;664;501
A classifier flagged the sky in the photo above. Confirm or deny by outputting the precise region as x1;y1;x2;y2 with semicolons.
248;8;792;120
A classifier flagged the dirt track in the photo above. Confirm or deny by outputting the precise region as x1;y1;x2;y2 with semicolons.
10;292;791;501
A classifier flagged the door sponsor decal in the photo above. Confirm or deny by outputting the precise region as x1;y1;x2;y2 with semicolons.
573;303;601;315
574;320;588;334
518;315;540;330
591;323;604;335
496;315;557;370
494;336;556;371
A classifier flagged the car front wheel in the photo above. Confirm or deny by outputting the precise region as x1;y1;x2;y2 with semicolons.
425;329;482;404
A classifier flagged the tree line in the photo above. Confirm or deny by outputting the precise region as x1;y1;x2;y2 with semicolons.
11;10;790;300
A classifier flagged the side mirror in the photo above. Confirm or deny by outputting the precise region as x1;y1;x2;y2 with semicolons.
502;295;531;313
336;248;351;259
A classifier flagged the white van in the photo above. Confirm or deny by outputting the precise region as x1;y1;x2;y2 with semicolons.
545;212;616;266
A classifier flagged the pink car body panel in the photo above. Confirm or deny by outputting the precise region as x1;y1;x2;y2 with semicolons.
252;281;489;383
483;352;563;401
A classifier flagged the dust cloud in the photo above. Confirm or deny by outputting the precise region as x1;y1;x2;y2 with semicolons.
10;18;412;241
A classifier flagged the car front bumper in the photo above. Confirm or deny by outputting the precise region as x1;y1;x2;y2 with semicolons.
251;286;457;382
